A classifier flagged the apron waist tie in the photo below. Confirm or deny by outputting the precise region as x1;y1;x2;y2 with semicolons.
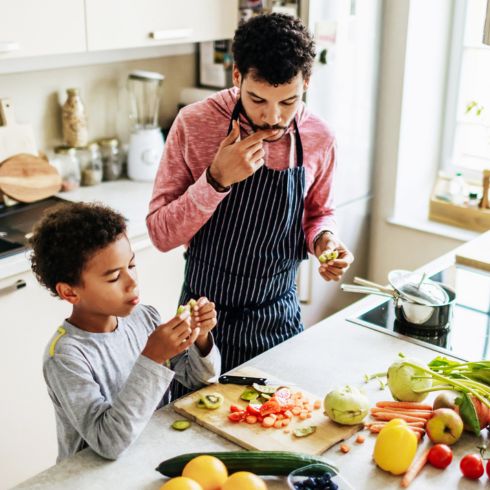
182;284;295;320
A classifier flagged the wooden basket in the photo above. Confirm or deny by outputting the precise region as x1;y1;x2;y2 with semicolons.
428;174;490;232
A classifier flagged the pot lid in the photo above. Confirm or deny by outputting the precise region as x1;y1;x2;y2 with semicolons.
388;270;449;306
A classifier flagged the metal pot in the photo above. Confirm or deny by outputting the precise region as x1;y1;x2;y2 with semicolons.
341;277;456;329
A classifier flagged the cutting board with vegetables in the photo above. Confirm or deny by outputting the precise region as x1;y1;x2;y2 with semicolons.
173;367;360;455
455;231;490;273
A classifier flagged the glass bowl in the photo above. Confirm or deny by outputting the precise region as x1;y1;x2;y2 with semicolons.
287;463;355;490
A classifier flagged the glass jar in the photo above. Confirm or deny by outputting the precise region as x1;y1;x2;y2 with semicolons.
54;145;81;191
61;88;88;147
98;137;123;181
81;143;103;186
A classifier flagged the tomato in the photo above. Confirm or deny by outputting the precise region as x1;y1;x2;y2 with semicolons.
246;404;261;416
182;455;228;490
229;405;242;413
486;459;490;479
259;399;281;416
427;444;453;469
228;411;245;423
460;454;484;480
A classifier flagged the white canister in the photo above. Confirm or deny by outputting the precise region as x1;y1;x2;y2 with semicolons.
127;128;164;182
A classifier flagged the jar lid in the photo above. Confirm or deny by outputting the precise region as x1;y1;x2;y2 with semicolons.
88;142;100;150
66;88;80;96
54;145;77;155
97;137;119;147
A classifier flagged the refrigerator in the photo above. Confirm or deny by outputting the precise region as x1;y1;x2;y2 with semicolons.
297;0;382;326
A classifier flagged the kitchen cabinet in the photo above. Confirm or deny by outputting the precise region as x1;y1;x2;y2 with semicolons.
0;241;185;489
85;0;239;52
0;0;86;59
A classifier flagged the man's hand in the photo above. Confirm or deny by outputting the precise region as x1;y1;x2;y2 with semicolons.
314;233;354;282
191;297;217;356
142;309;199;365
208;120;279;188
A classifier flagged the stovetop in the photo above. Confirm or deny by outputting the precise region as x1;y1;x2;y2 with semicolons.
347;265;490;361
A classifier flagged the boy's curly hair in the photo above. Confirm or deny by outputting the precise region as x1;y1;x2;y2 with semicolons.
29;202;127;296
232;13;316;85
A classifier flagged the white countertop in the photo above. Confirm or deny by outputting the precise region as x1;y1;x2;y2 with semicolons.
0;179;155;281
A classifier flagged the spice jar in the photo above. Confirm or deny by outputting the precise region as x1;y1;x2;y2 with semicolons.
81;143;103;186
54;145;81;191
62;88;88;147
98;138;123;181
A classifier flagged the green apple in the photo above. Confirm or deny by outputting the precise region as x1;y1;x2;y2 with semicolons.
426;408;464;445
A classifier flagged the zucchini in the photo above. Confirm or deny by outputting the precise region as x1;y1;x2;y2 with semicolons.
156;451;338;477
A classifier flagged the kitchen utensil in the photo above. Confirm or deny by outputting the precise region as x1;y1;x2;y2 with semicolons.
127;70;165;182
0;98;37;162
455;230;490;273
0;153;62;203
287;464;355;490
173;367;360;455
218;374;296;386
388;269;449;305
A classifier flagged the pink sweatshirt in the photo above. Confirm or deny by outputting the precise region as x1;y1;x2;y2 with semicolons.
147;87;337;254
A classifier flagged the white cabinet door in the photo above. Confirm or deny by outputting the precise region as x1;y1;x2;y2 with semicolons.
86;0;239;52
0;0;86;59
0;271;70;489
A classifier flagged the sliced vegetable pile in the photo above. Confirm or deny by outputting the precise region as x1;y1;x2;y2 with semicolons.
227;385;322;435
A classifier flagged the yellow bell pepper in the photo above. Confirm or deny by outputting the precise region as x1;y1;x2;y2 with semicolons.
373;419;417;475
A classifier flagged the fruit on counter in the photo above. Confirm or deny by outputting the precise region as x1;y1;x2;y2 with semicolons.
156;451;338;477
319;249;339;263
171;420;191;431
196;393;224;410
323;385;369;425
460;453;484;480
487;459;490;479
221;471;267;490
240;388;260;401
427;444;453;469
182;455;228;490
373;419;418;475
387;358;432;402
425;408;463;445
160;477;203;490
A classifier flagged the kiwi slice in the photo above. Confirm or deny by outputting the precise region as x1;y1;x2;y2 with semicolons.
200;392;224;409
252;383;278;395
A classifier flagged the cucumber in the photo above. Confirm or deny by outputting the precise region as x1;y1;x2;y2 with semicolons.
171;420;191;431
156;451;338;477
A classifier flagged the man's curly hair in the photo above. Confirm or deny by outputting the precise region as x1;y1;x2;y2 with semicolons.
232;13;316;85
29;202;127;296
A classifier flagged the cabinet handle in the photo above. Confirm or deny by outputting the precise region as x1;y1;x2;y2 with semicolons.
0;42;20;54
149;29;193;41
0;279;26;296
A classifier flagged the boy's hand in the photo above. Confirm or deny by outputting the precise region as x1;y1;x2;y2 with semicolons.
191;297;217;339
315;233;354;282
142;309;200;365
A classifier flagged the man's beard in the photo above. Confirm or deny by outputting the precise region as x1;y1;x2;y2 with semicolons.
239;103;289;133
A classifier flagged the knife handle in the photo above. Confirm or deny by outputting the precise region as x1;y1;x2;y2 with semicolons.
218;375;266;385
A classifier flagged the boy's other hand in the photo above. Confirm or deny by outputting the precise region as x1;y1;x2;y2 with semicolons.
191;297;217;339
142;309;199;365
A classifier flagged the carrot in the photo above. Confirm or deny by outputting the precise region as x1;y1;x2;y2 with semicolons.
299;411;308;420
273;420;282;429
306;412;312;419
292;407;301;416
245;415;257;424
282;418;290;427
365;421;426;429
370;408;432;420
401;448;430;487
262;416;275;428
356;434;366;444
340;444;350;453
371;412;427;423
376;401;433;411
313;400;322;410
283;429;290;434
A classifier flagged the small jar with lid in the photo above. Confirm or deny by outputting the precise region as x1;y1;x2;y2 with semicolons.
81;143;103;186
98;137;123;181
54;145;81;191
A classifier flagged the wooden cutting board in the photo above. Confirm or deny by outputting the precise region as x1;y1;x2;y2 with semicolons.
0;153;61;203
0;98;37;162
455;231;490;272
174;367;360;455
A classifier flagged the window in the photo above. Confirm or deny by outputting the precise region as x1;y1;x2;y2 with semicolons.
443;0;490;177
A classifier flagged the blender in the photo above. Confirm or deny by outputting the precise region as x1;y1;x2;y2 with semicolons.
127;70;165;182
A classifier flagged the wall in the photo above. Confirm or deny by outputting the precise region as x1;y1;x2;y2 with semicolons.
0;53;196;152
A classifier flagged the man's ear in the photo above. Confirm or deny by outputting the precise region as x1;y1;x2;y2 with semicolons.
232;64;242;88
303;77;310;91
56;282;80;305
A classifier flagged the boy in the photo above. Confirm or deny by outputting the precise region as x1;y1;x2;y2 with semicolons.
29;202;220;462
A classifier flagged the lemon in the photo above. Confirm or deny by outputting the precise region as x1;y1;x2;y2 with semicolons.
182;455;228;490
160;476;203;490
222;471;267;490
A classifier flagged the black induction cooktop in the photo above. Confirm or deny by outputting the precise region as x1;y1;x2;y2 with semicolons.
348;265;490;361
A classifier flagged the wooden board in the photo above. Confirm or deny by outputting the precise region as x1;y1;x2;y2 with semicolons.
0;153;61;203
174;367;360;455
0;98;37;163
455;231;490;272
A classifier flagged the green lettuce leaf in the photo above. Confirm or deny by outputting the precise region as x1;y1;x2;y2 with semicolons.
455;393;481;436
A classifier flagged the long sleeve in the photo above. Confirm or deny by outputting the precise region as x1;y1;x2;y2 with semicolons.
146;111;230;252
44;352;174;461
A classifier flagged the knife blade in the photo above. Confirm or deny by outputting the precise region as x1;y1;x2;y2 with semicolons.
218;375;296;386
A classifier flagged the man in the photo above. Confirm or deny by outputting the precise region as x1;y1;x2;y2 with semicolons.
147;13;354;394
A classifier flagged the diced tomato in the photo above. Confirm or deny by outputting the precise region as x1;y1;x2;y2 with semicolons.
284;410;293;419
228;411;246;423
245;415;257;424
282;418;290;427
260;399;281;416
246;404;261;416
229;405;242;413
257;415;264;423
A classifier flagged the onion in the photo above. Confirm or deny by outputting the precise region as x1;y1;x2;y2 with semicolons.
387;358;432;402
324;385;370;425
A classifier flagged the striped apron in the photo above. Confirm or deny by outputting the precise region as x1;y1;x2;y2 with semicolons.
170;99;308;400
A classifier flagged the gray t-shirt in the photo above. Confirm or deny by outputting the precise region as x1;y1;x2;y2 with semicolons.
43;304;221;462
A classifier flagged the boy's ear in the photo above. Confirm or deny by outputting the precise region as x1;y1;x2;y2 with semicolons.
56;282;80;305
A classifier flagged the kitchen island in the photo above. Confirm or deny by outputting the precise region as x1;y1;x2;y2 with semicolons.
14;248;488;490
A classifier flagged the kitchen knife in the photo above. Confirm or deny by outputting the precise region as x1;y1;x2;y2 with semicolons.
218;375;296;386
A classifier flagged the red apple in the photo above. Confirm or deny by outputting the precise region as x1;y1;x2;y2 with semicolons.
426;408;464;445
